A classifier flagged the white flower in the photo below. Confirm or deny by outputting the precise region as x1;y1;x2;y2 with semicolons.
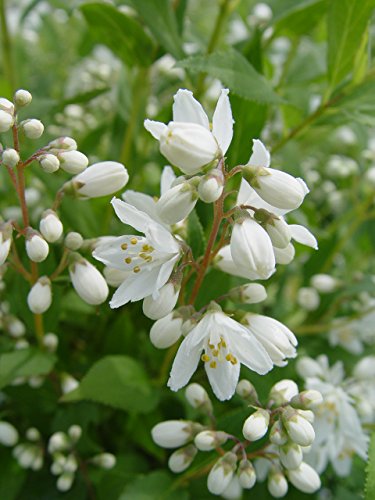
269;420;288;446
143;282;179;320
151;420;198;448
310;273;338;293
27;277;52;314
221;476;243;499
93;198;181;308
242;409;270;441
21;119;44;139
282;407;315;446
0;109;14;132
264;216;291;249
238;459;256;489
103;266;130;287
56;472;74;492
58;150;88;174
297;287;320;311
64;231;83;250
69;161;129;198
0;222;12;265
149;312;183;348
48;136;77;151
168;306;273;401
279;442;303;470
207;452;237;495
26;231;49;263
0;421;19;446
269;379;299;405
90;453;116;469
168;444;197;473
61;373;79;394
267;467;288;498
185;383;212;410
144;88;233;175
14;89;32;107
69;257;109;305
39;154;60;173
156;181;198;224
0;97;14;114
43;332;59;352
2;148;19;168
242;314;297;367
274;244;295;265
353;356;375;379
198;168;224;203
39;210;63;242
194;430;227;451
287;462;321;493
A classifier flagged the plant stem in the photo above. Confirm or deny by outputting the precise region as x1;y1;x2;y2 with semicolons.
0;0;16;96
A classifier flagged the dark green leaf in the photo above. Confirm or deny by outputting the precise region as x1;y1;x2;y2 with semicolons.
329;81;375;126
119;470;188;500
0;348;56;389
187;210;206;259
272;0;327;36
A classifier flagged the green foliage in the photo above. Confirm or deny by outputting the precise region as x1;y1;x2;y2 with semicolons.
365;433;375;500
187;209;206;259
0;348;56;389
119;470;189;500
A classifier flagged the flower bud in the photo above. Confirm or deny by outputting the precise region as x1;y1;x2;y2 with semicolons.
263;216;291;249
90;453;116;469
229;283;267;304
21;119;44;139
151;420;201;448
156;182;198;224
0;421;19;446
0;110;14;132
56;471;74;492
69;255;109;305
185;383;212;412
0;222;12;266
14;89;32;107
143;282;179;320
149;311;183;349
290;390;323;410
296;409;315;423
25;231;49;262
27;276;52;314
67;161;129;198
287;462;321;493
48;136;77;151
65;231;83;250
168;444;197;473
194;430;228;451
242;409;270;441
59;150;88;174
207;452;237;495
221;476;243;499
39;154;60;173
282;407;315;446
236;379;258;402
39;210;63;242
238;459;256;489
48;431;69;453
269;420;288;446
297;287;320;311
61;373;79;394
268;467;288;498
279;442;303;470
269;380;299;406
0;97;14;114
7;317;25;337
198;169;224;203
353;356;375;379
310;273;338;293
2;148;19;168
274;243;295;265
26;427;40;442
68;425;82;442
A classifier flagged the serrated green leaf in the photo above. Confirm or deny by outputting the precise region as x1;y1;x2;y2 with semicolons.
61;356;159;413
177;49;281;104
327;0;375;89
0;348;56;389
329;81;375;126
365;433;375;500
273;0;327;36
187;209;206;259
79;3;154;67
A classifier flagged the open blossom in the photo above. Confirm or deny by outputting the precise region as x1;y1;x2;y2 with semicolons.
0;222;12;266
144;89;233;175
168;305;273;401
93;198;181;308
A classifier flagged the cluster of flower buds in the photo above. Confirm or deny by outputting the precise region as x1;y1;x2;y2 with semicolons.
13;427;43;471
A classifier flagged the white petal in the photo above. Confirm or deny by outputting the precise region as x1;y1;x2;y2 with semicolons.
93;236;141;270
237;179;287;216
122;190;156;219
144;119;167;140
231;331;273;375
172;89;209;129
248;139;270;168
153;254;180;298
111;198;152;233
205;359;240;401
212;89;233;155
289;224;318;249
109;267;161;307
168;338;203;391
160;166;176;195
146;222;180;254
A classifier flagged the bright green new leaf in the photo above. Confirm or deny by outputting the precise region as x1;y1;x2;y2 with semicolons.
365;433;375;500
0;348;56;389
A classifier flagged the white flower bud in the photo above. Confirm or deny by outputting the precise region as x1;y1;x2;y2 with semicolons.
8;317;25;337
221;476;243;499
2;148;19;168
103;266;130;287
39;210;63;242
230;218;275;280
236;379;258;402
282;407;315;446
296;409;315;423
310;273;338;293
0;222;12;266
353;356;375;379
13;444;39;469
185;383;212;411
61;373;79;394
290;390;323;409
65;231;83;250
198;169;224;203
68;425;82;442
207;452;237;495
91;453;116;469
268;468;288;498
26;427;41;442
48;136;77;151
194;430;228;451
264;216;291;249
279;442;303;470
14;89;32;107
0;421;19;446
0;97;14;114
56;471;74;492
269;380;299;406
69;257;109;305
64;454;78;473
365;166;375;186
0;110;14;132
252;3;273;23
156;182;198;224
48;432;69;453
149;312;183;349
143;282;179;320
151;420;199;449
29;375;44;388
21;119;44;139
297;287;320;311
43;332;59;352
15;339;30;350
39;154;60;173
168;444;197;473
287;462;321;493
27;276;52;314
269;420;288;446
242;409;270;441
274;243;295;265
26;231;49;262
68;161;129;198
59;150;88;174
238;459;256;489
229;283;267;304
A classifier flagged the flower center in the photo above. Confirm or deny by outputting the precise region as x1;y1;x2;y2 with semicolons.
119;236;155;273
201;336;238;369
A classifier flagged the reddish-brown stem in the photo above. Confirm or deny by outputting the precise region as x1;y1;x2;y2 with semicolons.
16;165;29;228
10;242;31;280
5;165;17;189
52;189;65;211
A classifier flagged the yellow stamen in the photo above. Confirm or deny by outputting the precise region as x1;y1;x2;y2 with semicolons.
121;243;128;250
212;349;219;357
201;354;210;362
210;361;217;369
130;237;138;245
125;257;132;264
133;266;141;273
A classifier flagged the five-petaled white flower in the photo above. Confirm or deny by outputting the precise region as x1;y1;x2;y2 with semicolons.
93;198;181;308
168;305;273;401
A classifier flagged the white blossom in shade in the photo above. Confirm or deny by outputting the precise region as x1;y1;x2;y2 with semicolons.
269;379;299;405
39;154;60;173
61;373;79;394
27;277;52;314
156;181;198;224
287;462;321;493
290;390;323;410
198;168;224;203
230;218;276;280
264;216;291;249
282;407;315;446
65;231;83;250
7;317;25;337
13;443;43;470
242;409;270;441
69;257;108;305
93;198;181;308
310;273;338;293
279;442;303;470
238;459;256;489
269;420;288;446
56;472;75;492
274;243;295;265
221;476;243;499
297;287;320;311
144;88;233;175
58;150;88;174
267;467;288;498
0;109;14;132
215;245;259;280
48;431;70;453
21;119;44;139
168;444;197;473
149;311;183;348
151;420;200;449
39;210;63;242
328;321;365;354
185;383;212;411
0;222;12;265
0;421;19;446
26;231;49;262
143;282;179;320
207;452;237;495
2;148;20;168
43;332;59;352
168;306;273;401
14;89;32;107
90;453;116;469
68;161;129;198
242;314;297;367
194;430;228;451
236;379;258;401
103;266;130;288
229;283;267;304
353;356;375;380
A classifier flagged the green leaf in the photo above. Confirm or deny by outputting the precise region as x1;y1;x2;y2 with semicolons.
327;0;375;89
128;0;184;59
79;3;154;67
0;348;56;389
329;81;375;126
177;49;281;104
273;0;327;36
365;433;375;500
187;210;206;259
61;356;159;413
119;471;188;500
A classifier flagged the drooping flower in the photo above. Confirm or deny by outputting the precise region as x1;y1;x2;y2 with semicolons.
93;198;182;308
